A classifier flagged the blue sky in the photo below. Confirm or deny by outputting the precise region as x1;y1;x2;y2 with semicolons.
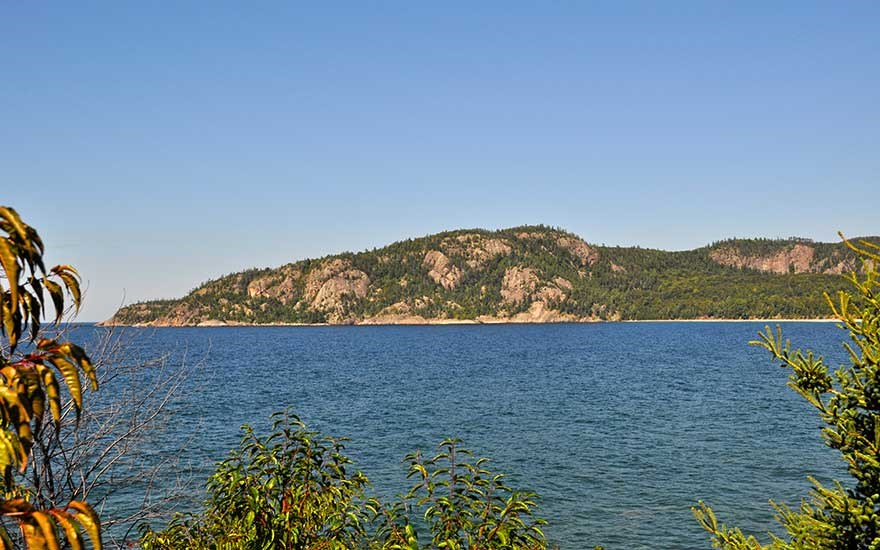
2;2;877;320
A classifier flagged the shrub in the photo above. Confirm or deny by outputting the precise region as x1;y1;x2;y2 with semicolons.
368;438;547;550
140;414;550;549
694;237;880;549
140;410;369;549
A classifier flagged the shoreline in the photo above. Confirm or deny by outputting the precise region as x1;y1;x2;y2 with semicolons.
96;317;840;328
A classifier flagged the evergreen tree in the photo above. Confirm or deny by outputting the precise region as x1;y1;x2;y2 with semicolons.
694;237;880;548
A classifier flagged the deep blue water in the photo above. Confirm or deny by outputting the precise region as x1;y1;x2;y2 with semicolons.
69;322;848;549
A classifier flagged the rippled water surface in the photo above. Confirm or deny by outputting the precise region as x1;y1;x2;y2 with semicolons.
72;322;848;549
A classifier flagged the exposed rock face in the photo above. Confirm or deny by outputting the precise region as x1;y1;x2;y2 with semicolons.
818;259;862;274
303;259;369;321
423;250;463;290
553;277;573;291
480;238;511;256
304;260;369;301
557;236;599;266
501;268;573;305
476;302;581;324
710;244;816;274
247;279;270;298
536;286;565;303
441;234;513;268
305;260;347;299
313;275;368;310
359;301;429;325
515;231;547;240
509;301;577;323
246;267;301;304
154;303;204;327
501;267;540;305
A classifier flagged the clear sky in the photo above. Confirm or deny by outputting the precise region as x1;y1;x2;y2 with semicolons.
2;2;878;321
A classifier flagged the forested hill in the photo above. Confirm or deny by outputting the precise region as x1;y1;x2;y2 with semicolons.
104;227;878;326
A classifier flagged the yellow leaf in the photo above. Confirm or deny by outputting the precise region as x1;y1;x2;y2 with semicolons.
0;297;18;354
0;208;29;252
30;511;61;550
0;429;26;473
0;374;34;421
19;367;45;431
1;298;19;351
35;365;62;423
20;520;48;550
24;224;45;262
55;271;81;312
48;510;83;550
54;343;97;391
50;266;81;303
50;264;79;278
42;280;65;324
0;239;19;315
47;357;82;411
66;501;101;550
0;384;35;454
23;290;41;343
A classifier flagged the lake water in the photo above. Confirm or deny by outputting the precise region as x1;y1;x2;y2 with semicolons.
70;322;848;549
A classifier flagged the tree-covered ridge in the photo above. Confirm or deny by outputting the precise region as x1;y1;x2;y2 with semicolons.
105;226;879;325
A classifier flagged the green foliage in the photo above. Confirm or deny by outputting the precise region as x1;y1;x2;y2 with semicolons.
109;226;877;326
140;414;550;549
0;206;101;550
367;438;547;550
141;411;368;549
694;237;880;549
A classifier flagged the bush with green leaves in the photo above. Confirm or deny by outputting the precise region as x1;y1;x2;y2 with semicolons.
368;438;547;550
694;237;880;549
140;414;550;549
139;411;369;549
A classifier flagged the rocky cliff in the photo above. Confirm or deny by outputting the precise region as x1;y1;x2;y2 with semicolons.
707;239;859;274
102;228;877;326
